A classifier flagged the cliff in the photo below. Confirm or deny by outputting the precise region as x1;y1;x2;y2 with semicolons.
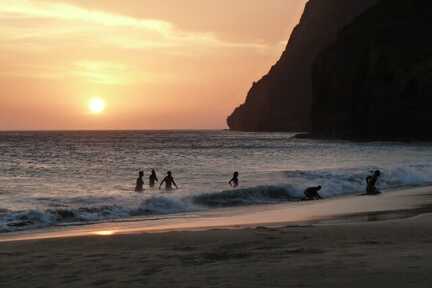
311;0;432;140
227;0;378;132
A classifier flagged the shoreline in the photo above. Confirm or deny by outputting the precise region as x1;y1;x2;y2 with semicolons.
2;185;432;243
2;186;432;287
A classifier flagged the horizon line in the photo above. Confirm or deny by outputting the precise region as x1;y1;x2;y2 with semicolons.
0;128;231;133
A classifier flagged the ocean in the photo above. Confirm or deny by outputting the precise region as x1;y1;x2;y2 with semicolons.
1;130;432;233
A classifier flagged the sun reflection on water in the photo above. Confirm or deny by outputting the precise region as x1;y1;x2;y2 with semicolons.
93;230;116;236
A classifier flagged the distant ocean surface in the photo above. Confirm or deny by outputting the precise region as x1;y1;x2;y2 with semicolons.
1;130;432;233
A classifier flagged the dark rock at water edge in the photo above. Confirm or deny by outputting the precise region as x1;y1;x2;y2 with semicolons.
311;0;432;140
227;0;378;132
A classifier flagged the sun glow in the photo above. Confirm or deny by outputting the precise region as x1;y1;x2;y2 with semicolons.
93;230;116;236
88;98;106;114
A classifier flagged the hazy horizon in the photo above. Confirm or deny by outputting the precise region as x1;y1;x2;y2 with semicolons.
0;0;308;130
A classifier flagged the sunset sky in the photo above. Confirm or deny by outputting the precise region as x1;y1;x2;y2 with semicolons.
0;0;307;130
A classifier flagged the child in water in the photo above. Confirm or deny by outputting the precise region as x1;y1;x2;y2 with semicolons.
135;171;144;192
229;172;239;188
149;169;158;188
160;171;178;191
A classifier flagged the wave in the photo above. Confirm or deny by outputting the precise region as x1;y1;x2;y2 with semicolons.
0;206;130;233
132;196;196;215
192;185;301;207
0;188;299;233
2;163;432;233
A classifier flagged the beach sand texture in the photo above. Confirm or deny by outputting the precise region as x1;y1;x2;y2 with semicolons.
2;187;432;288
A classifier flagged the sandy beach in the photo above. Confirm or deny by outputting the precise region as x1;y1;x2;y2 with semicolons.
2;0;432;287
2;187;432;288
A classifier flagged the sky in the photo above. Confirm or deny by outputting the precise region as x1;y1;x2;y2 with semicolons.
0;0;308;130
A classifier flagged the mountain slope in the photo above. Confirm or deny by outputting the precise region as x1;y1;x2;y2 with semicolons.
311;0;432;140
227;0;378;132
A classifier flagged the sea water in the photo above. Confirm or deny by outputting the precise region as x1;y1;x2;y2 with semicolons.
1;130;432;232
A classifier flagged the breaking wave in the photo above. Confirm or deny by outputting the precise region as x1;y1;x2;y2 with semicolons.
192;185;301;207
2;163;432;233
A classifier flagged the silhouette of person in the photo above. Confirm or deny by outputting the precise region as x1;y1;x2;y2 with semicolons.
160;171;178;191
149;169;158;188
366;170;381;195
135;170;144;192
229;172;239;188
303;186;323;200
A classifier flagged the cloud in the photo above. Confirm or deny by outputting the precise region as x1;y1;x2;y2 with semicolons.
0;60;164;85
0;0;171;32
71;61;130;85
71;60;169;85
0;0;270;50
0;0;286;84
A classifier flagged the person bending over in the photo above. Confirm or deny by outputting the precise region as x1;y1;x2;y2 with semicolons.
304;186;323;200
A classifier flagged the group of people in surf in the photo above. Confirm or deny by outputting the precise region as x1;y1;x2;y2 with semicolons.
302;169;382;201
135;170;239;192
136;168;382;200
135;169;178;192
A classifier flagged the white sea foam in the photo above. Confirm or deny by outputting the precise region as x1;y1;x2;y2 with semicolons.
2;131;432;233
2;163;432;233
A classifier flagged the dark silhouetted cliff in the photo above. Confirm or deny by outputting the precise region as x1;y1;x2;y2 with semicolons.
311;0;432;140
227;0;377;131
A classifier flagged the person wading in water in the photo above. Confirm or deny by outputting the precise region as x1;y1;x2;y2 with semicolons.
160;171;178;191
135;170;144;192
229;171;239;188
149;169;158;188
366;170;381;195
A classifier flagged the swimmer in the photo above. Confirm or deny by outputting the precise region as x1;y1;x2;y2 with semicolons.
159;171;178;191
135;170;144;192
149;169;158;188
366;170;381;195
229;171;239;188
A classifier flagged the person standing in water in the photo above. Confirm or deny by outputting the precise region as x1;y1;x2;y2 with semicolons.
135;170;144;192
366;170;381;195
159;171;178;191
149;169;158;188
229;171;239;188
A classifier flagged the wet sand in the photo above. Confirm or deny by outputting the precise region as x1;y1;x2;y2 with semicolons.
2;187;432;287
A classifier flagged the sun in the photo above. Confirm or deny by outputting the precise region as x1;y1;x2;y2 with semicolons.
88;98;106;114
